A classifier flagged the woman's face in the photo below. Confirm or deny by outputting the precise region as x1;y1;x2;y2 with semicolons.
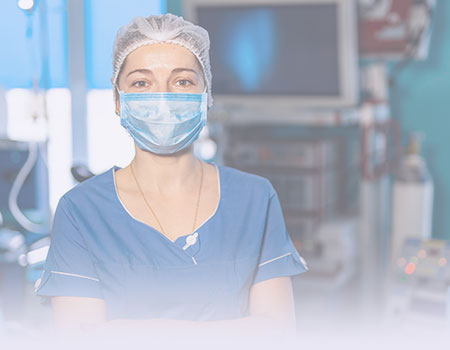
115;43;206;112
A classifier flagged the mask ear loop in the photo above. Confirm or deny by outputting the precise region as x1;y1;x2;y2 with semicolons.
115;84;121;116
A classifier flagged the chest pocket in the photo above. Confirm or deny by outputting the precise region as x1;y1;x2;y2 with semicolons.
121;261;240;321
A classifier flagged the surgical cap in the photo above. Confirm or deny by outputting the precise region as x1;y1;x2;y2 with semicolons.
111;13;213;108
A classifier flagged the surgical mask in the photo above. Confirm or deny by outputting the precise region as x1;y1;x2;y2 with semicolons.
118;90;207;155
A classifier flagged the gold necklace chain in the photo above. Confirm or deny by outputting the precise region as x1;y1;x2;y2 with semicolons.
130;160;204;237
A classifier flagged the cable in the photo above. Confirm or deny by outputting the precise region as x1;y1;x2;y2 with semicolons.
389;0;435;86
8;142;45;234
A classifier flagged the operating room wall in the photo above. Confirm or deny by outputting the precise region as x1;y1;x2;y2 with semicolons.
390;0;450;240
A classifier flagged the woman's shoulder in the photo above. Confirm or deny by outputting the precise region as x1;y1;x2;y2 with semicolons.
217;164;275;198
61;166;116;207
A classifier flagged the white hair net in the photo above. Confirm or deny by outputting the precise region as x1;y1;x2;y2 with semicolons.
111;13;213;109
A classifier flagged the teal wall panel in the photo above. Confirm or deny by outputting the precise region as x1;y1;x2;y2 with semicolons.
390;0;450;239
166;0;182;16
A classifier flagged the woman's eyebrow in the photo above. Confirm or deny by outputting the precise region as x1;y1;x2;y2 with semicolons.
171;68;199;75
127;68;154;77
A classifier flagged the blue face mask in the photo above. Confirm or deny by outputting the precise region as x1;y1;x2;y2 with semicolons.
119;91;208;155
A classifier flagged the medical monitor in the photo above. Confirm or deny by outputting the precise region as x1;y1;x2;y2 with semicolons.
184;0;359;109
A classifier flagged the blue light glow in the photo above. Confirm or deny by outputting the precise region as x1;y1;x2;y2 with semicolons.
221;9;276;92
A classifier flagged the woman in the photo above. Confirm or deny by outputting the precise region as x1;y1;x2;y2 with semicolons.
35;13;308;339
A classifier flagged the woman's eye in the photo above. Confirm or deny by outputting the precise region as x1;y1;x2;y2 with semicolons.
132;81;148;88
175;79;193;87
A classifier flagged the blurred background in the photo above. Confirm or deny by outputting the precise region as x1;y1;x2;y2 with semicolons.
0;0;449;343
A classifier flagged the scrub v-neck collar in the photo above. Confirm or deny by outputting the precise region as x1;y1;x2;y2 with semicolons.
110;163;223;246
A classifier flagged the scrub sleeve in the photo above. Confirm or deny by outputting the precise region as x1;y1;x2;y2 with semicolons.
34;196;103;301
253;183;309;285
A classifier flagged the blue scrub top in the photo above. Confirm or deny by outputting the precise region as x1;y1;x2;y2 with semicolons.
35;164;308;321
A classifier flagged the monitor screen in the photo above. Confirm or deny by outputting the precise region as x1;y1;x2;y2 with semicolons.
197;4;340;97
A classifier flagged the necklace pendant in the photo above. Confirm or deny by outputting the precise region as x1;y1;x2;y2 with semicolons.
182;232;198;250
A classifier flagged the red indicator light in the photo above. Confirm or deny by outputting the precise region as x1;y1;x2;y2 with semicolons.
405;262;416;275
